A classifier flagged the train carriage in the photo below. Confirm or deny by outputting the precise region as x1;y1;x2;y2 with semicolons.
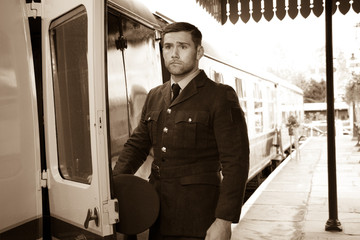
198;47;303;180
0;0;303;239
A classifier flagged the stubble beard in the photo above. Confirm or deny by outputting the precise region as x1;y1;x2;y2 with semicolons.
167;62;196;79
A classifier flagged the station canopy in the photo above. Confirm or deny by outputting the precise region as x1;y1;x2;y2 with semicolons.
196;0;360;24
194;0;360;231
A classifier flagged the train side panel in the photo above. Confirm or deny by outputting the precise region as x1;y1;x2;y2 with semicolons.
0;0;42;238
199;56;278;180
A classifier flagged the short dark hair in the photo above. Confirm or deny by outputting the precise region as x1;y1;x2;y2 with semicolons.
162;22;202;47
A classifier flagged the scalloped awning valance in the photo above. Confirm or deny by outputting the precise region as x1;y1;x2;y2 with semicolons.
196;0;360;24
196;0;358;232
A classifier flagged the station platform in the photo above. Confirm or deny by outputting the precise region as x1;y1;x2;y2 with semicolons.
232;135;360;240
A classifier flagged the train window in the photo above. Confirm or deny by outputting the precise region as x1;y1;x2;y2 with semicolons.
49;6;92;184
210;69;224;83
267;87;276;129
235;77;246;98
235;77;247;118
253;82;263;133
280;87;288;126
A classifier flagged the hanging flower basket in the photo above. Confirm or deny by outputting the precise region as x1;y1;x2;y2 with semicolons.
288;126;294;136
286;115;300;136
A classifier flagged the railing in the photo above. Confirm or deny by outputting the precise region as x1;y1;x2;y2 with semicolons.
303;120;353;137
304;124;326;137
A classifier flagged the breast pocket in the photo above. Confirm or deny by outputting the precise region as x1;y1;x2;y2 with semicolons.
174;111;209;149
145;111;161;145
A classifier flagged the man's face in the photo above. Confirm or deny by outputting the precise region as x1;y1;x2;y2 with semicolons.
162;31;203;81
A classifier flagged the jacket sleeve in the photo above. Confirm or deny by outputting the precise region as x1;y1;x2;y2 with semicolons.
113;92;152;176
213;85;250;223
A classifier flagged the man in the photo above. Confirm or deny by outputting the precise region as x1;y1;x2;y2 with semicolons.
113;22;249;240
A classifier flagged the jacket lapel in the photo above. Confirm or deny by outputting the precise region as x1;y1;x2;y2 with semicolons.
161;81;172;106
169;70;207;107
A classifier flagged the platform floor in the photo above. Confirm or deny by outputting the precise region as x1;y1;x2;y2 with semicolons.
232;135;360;240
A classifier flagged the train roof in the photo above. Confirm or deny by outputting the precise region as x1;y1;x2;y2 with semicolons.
304;102;349;111
152;11;303;96
202;41;303;95
274;75;304;95
108;0;161;29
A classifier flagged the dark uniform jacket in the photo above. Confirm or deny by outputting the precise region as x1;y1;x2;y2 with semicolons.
113;70;249;238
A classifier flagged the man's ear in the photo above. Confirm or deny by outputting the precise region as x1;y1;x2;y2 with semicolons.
196;45;204;60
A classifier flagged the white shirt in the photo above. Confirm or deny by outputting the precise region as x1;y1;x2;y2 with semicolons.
170;69;201;98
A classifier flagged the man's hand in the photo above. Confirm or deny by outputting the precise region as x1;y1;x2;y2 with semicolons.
205;218;232;240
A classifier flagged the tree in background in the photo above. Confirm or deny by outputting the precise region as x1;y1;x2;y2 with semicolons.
269;67;326;103
268;50;353;104
303;79;327;103
344;74;360;137
344;74;360;103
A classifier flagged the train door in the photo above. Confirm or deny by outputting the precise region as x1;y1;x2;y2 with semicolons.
0;1;43;239
42;0;116;238
106;1;163;180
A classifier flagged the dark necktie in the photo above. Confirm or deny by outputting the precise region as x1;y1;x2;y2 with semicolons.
172;83;181;102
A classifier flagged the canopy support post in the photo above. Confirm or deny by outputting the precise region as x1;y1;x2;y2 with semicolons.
324;0;342;232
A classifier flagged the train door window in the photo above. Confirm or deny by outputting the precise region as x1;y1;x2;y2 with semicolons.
253;82;263;133
235;77;247;119
49;6;92;184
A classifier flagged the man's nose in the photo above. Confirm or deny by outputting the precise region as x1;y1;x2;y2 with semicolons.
171;46;179;58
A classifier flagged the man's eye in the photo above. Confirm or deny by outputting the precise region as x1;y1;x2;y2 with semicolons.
181;45;187;49
164;45;171;50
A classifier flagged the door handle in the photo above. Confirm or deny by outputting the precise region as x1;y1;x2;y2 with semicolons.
84;207;99;229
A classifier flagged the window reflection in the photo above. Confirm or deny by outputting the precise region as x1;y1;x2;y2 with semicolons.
49;6;92;184
107;11;162;180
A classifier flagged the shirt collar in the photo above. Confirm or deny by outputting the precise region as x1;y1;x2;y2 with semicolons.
170;69;201;91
